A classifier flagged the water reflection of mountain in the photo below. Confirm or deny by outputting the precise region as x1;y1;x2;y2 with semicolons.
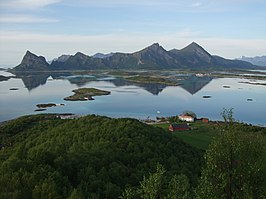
109;75;213;95
179;75;213;95
61;76;96;87
107;78;167;95
67;78;93;87
11;72;50;90
64;75;212;95
0;75;10;81
11;72;98;90
10;72;212;95
11;72;73;90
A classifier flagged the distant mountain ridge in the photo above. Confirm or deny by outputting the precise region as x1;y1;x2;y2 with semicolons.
12;42;256;71
92;53;114;59
236;56;266;67
53;55;71;62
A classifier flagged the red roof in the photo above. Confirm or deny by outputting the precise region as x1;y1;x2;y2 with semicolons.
169;124;190;131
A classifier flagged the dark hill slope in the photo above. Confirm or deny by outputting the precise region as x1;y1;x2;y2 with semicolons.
0;114;202;199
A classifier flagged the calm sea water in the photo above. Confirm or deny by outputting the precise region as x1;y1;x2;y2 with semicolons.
0;71;266;126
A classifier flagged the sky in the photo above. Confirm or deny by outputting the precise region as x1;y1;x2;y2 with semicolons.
0;0;266;67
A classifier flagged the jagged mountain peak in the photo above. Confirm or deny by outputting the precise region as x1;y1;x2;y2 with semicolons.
13;51;49;71
25;50;35;56
178;42;212;64
135;43;168;55
22;51;47;63
145;43;163;51
132;43;179;68
74;52;87;57
189;41;201;47
181;42;208;53
150;42;160;47
24;51;46;60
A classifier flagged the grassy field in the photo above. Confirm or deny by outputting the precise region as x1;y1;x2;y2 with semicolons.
154;122;220;150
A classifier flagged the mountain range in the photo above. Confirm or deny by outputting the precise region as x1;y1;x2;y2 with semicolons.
236;56;266;67
13;42;256;71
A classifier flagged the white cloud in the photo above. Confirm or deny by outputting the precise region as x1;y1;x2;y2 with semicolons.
67;0;263;9
192;2;202;7
63;0;195;9
0;0;62;9
62;0;235;13
0;15;59;23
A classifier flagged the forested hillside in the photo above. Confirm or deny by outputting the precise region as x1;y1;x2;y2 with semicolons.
1;114;265;198
0;114;202;199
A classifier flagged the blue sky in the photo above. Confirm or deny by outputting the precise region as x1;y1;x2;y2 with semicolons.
0;0;266;67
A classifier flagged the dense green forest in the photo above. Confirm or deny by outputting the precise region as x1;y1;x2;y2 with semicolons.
0;114;202;198
0;114;265;198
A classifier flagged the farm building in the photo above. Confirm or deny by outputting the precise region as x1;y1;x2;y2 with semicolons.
201;118;209;123
169;123;190;132
178;115;195;122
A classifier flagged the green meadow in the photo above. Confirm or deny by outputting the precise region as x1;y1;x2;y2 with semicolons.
154;122;219;150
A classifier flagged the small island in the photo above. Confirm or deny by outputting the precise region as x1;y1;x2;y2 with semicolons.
9;88;19;90
36;103;65;108
35;108;47;112
223;85;231;88
64;88;111;101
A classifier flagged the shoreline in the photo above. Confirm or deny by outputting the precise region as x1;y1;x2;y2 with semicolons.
1;113;265;128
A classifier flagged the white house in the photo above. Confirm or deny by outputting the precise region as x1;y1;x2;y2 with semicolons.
178;115;195;122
